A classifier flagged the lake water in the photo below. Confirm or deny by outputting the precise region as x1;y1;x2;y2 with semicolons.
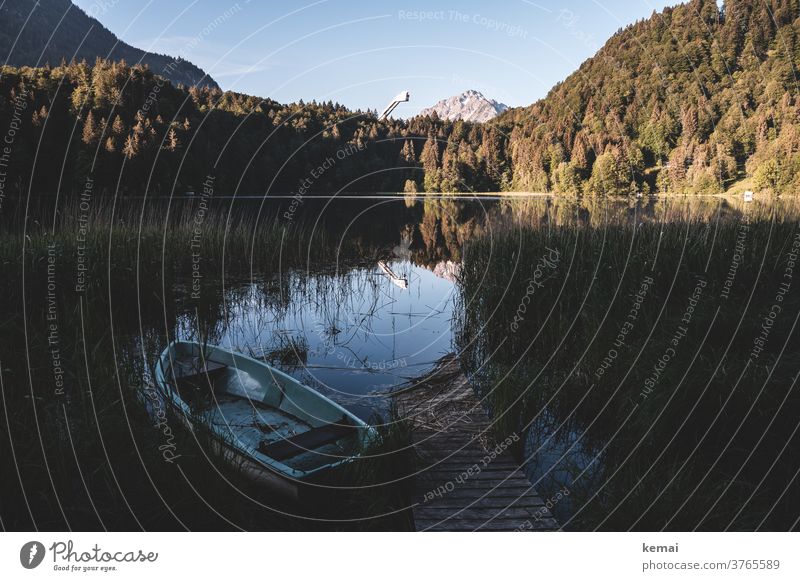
174;259;458;420
160;195;482;420
6;192;799;529
157;193;783;424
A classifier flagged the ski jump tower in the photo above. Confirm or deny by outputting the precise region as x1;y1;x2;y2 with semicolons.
379;91;410;121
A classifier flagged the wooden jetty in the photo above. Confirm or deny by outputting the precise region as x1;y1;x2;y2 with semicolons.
397;356;559;532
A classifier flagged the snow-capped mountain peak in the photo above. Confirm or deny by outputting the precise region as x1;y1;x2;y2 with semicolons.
420;90;508;123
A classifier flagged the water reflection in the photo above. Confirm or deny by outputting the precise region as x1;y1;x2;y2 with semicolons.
6;192;799;531
452;194;800;530
175;260;456;420
164;194;799;423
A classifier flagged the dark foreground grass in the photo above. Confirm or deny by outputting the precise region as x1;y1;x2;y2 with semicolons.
320;408;417;531
0;203;414;531
456;202;800;531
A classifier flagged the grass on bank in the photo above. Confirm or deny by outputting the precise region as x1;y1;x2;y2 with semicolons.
456;201;800;531
0;201;414;531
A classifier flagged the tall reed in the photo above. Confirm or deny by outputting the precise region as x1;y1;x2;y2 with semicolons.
457;201;800;531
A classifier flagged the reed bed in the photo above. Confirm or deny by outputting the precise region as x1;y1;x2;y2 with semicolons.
456;200;800;531
0;198;412;531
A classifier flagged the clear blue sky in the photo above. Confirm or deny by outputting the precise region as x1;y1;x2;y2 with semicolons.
73;0;689;116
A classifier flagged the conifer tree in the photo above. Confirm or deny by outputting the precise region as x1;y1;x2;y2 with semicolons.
82;111;99;145
420;136;441;192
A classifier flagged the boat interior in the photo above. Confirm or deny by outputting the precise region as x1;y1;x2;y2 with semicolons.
161;345;362;474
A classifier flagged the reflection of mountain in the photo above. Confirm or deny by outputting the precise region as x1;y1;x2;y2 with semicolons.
430;261;461;283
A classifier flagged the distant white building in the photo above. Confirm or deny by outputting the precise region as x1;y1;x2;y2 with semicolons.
744;190;754;202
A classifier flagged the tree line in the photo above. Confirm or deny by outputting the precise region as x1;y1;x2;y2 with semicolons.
1;0;799;199
0;59;509;200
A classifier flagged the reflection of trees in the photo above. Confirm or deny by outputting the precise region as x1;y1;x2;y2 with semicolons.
411;198;486;266
290;196;797;274
454;204;800;530
417;201;441;259
167;194;800;352
497;195;759;230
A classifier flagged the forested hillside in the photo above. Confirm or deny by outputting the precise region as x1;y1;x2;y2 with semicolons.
0;60;508;197
1;0;799;197
0;0;217;90
494;0;800;195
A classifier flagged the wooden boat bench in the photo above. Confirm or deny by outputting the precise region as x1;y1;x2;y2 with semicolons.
258;416;358;461
169;357;229;391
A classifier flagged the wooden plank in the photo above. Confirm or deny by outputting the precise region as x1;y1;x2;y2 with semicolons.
417;475;534;488
416;507;547;520
419;468;531;479
397;355;559;532
415;518;559;532
416;488;539;501
418;498;545;511
257;416;356;461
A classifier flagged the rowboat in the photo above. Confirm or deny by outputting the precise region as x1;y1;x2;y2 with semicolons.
154;341;371;500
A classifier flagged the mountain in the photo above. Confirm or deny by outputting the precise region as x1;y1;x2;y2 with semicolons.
0;57;509;197
0;0;218;89
492;0;800;195
2;0;799;197
420;90;508;123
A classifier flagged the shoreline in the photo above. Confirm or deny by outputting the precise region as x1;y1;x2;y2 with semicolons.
11;191;771;200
